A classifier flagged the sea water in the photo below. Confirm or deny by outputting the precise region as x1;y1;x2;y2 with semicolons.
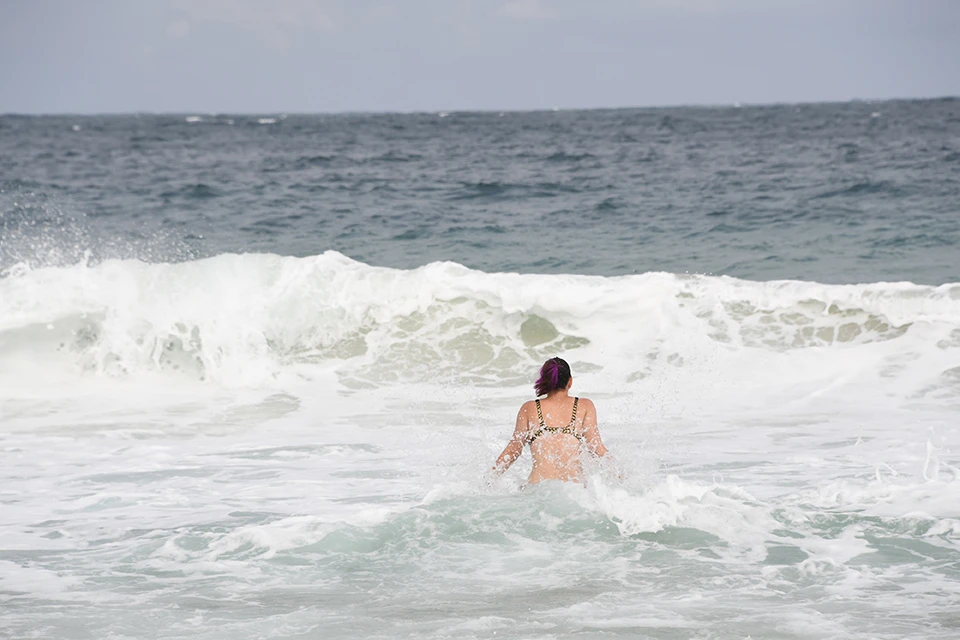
1;100;959;639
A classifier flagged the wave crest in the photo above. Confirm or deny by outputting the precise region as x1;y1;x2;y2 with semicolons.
1;251;957;387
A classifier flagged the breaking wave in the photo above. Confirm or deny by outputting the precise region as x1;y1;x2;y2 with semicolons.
1;251;958;389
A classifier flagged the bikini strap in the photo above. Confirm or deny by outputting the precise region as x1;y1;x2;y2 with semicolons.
569;397;579;428
535;398;545;428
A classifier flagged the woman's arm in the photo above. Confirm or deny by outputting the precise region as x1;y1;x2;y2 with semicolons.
581;399;608;457
493;403;530;475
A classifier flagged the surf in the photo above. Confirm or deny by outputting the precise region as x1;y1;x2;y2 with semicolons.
2;251;958;397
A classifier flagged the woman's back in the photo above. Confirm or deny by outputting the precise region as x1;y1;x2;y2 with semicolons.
493;357;609;484
526;394;592;483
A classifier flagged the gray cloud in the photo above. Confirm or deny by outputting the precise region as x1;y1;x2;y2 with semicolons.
1;0;957;113
497;0;555;21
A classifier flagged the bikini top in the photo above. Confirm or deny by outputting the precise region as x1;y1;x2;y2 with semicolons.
529;397;584;445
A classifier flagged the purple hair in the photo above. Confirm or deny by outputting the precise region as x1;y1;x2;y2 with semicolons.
534;357;571;397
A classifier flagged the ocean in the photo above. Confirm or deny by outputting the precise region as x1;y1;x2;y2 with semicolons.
1;99;959;639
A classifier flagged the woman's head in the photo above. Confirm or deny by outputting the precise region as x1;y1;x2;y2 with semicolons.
534;357;572;397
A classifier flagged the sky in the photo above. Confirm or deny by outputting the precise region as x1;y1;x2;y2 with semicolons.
1;0;958;114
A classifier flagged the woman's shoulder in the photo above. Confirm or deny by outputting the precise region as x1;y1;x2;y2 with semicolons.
575;396;596;410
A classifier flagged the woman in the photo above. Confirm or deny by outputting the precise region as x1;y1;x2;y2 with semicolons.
493;357;609;483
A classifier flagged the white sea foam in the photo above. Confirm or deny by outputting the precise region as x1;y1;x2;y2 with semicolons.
1;251;957;392
1;252;958;639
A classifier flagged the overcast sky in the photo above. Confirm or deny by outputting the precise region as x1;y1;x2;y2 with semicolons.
1;0;958;114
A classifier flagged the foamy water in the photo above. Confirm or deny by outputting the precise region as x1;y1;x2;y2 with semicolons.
1;253;958;639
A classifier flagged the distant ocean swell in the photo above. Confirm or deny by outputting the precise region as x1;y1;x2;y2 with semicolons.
2;251;958;395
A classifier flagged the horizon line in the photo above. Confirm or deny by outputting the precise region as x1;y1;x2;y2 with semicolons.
2;94;957;118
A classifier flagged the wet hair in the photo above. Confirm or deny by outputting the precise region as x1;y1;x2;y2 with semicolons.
534;357;572;397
